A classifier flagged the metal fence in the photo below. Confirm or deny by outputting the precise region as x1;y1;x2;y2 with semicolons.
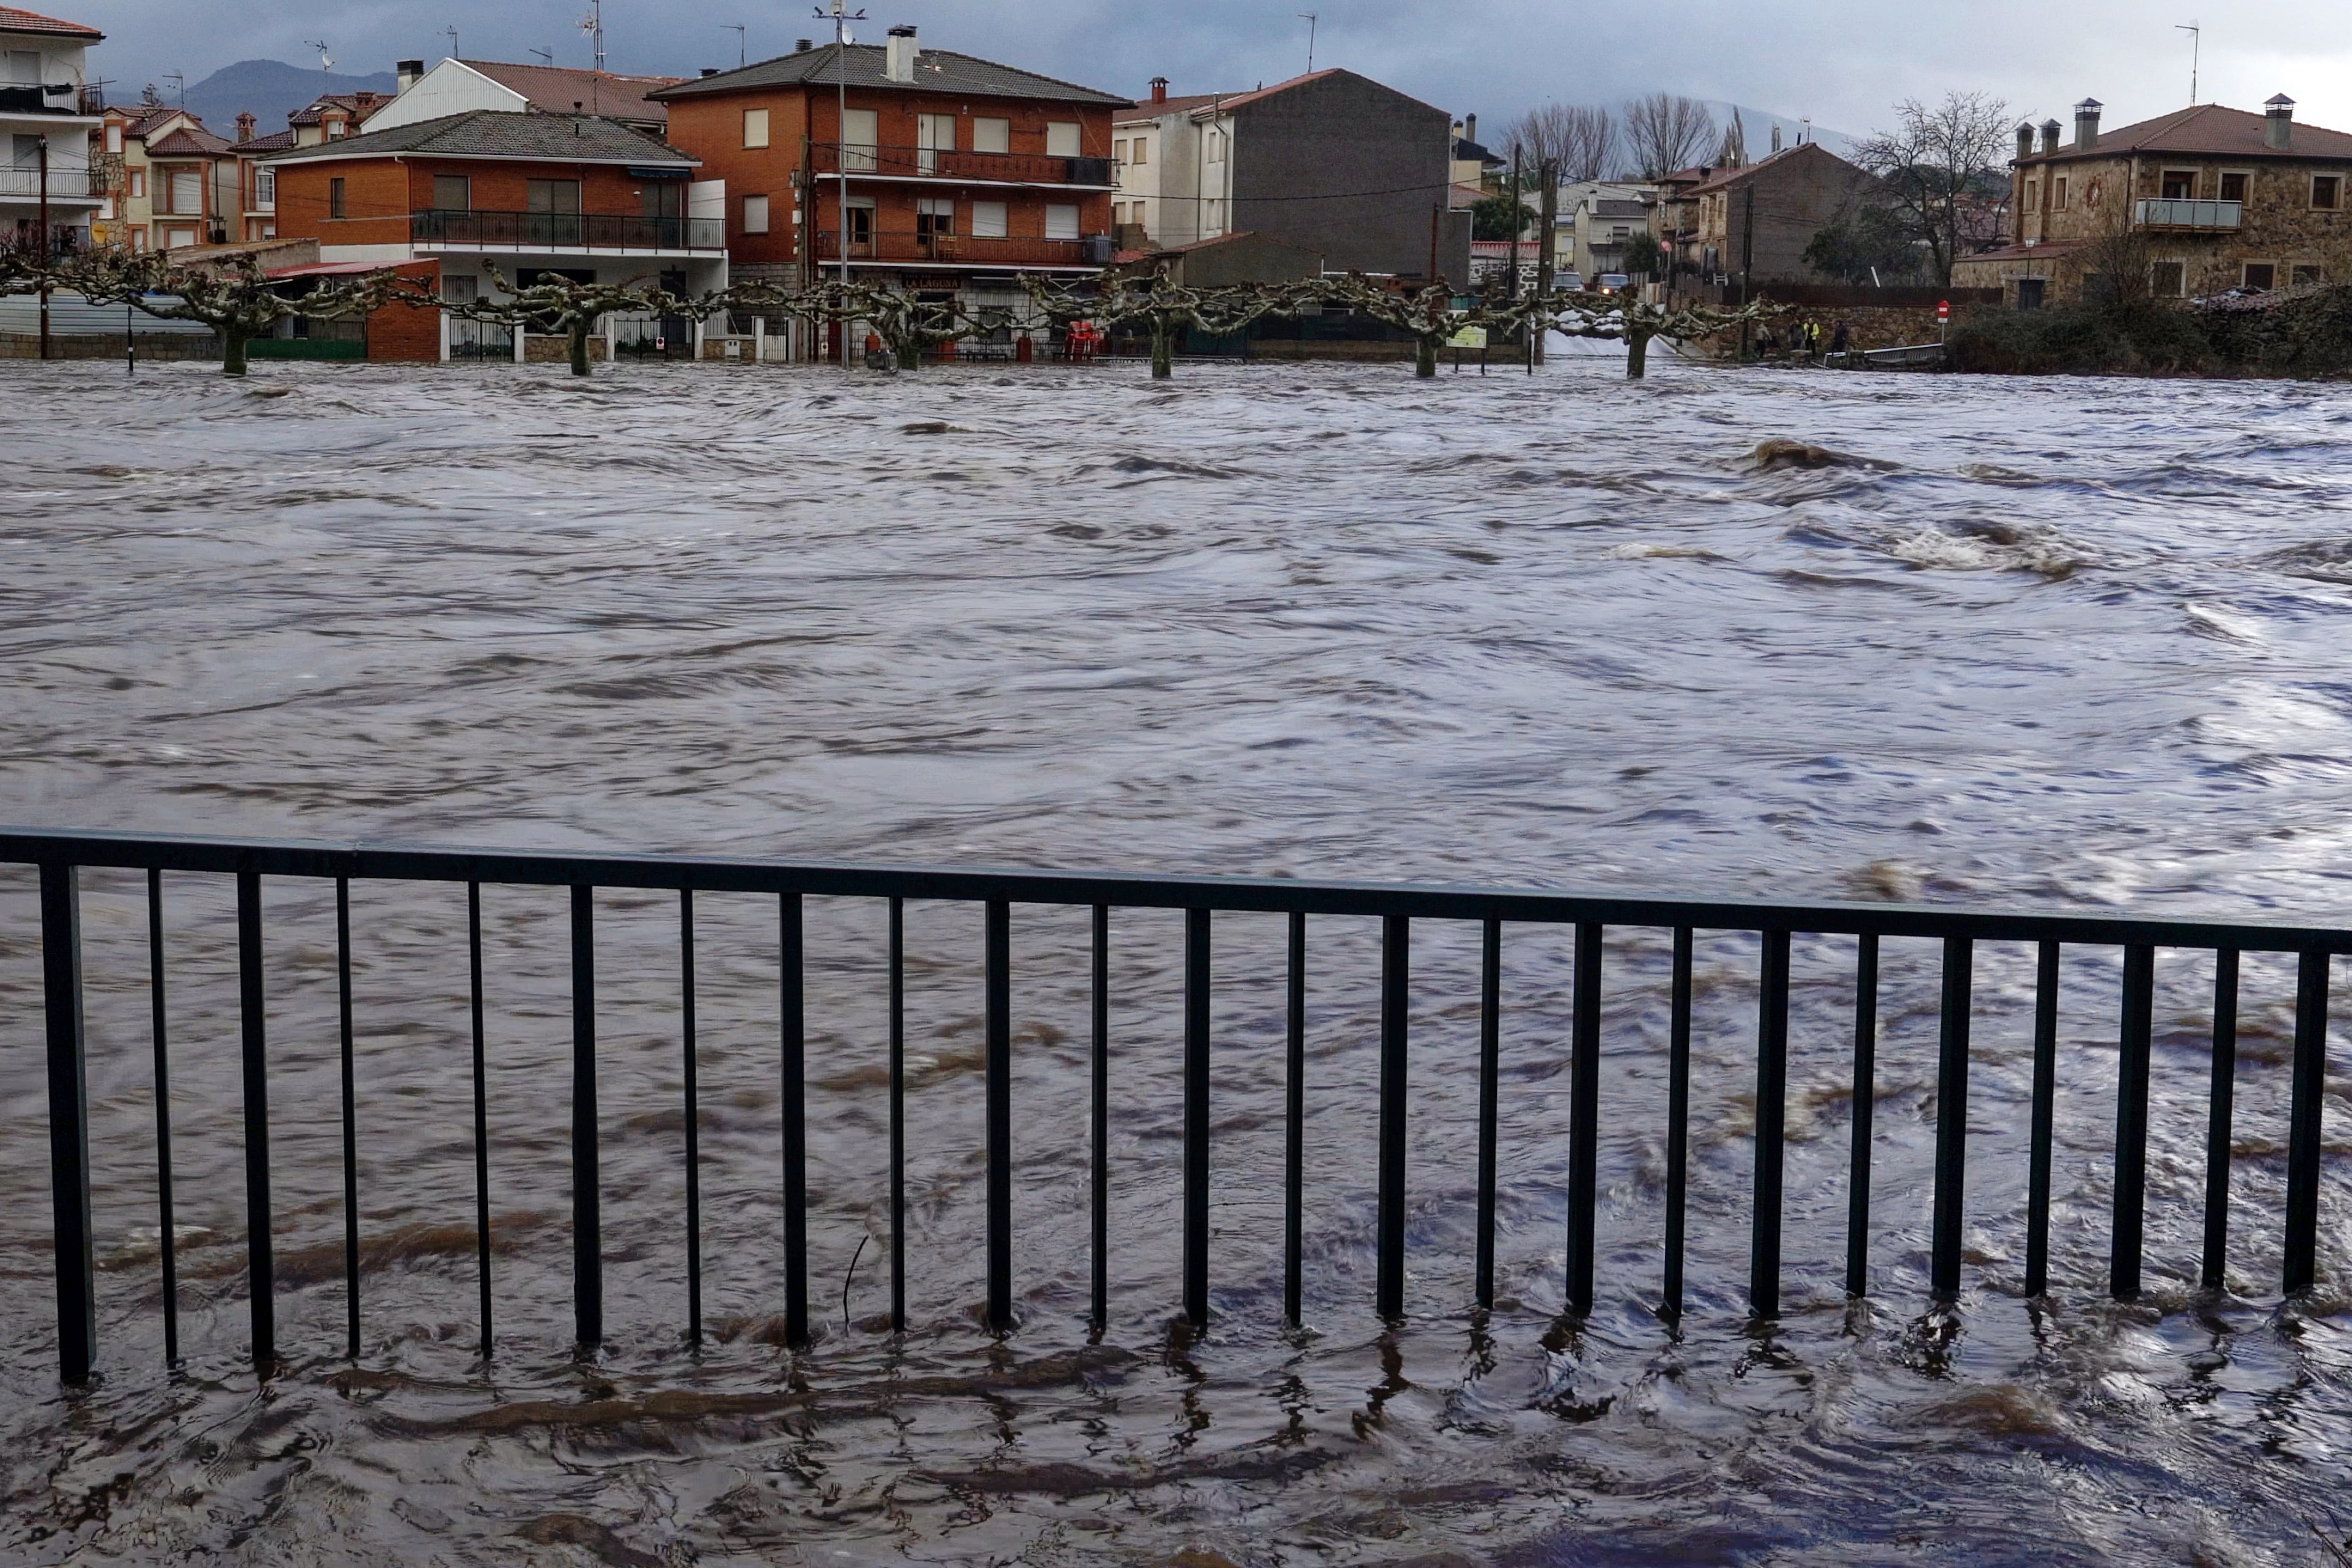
5;826;2345;1387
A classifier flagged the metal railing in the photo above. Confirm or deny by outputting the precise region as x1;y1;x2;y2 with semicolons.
0;165;95;199
812;141;1115;188
4;824;2346;1387
811;227;1096;267
2136;197;2242;231
406;207;726;253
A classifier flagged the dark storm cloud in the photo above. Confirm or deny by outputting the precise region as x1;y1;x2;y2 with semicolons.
62;0;2352;141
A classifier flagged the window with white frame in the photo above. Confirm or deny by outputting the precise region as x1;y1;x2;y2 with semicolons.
970;199;1007;238
973;117;1009;154
1046;121;1081;157
105;123;122;153
743;107;769;148
255;167;275;211
1044;202;1079;239
742;193;769;233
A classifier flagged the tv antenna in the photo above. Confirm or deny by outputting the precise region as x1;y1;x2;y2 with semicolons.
723;24;746;69
443;24;459;60
1298;13;1317;73
2175;21;2200;103
579;0;606;72
303;40;333;99
164;68;184;107
529;46;554;64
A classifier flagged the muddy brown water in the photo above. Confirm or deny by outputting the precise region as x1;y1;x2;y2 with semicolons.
1;354;2350;1565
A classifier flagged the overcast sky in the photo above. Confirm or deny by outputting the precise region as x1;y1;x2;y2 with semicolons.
62;0;2352;141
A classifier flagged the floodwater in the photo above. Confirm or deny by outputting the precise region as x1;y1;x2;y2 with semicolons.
0;351;2350;1565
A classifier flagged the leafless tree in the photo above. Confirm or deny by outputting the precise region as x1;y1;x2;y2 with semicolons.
67;249;400;376
1561;105;1616;183
1507;103;1612;354
1622;94;1715;180
1853;91;2012;285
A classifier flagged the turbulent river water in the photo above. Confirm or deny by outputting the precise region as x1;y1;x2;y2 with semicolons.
2;352;2351;1566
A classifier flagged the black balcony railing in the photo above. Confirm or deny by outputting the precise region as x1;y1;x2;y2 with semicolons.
5;824;2347;1388
811;227;1098;267
409;207;725;252
812;142;1115;188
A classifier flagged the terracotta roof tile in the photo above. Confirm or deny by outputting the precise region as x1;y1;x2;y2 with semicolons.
147;125;235;156
2021;103;2352;164
0;6;102;40
260;107;696;166
459;59;681;124
1116;91;1240;123
653;42;1127;107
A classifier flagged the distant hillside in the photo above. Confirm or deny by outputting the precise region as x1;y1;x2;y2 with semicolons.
162;58;398;138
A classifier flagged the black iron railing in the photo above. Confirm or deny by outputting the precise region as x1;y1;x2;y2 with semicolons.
3;825;2346;1386
811;141;1115;188
408;208;726;253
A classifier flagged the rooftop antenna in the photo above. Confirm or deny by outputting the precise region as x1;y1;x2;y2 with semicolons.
818;0;866;354
443;24;459;61
529;46;554;64
164;67;184;107
579;0;606;73
2176;20;2200;103
303;40;332;99
723;24;746;69
1297;12;1316;73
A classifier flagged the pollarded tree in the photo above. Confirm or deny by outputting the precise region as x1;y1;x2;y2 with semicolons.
65;249;400;376
1541;289;1785;378
1025;267;1292;378
1314;273;1493;379
429;263;685;375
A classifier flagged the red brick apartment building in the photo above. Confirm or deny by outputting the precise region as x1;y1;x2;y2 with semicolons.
652;24;1125;346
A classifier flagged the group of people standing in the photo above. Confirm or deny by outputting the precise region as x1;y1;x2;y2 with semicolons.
1755;319;1852;363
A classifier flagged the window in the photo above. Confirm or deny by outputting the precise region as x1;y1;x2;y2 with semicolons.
1206;129;1225;164
841;108;877;172
1130;136;1147;167
4;50;38;84
166;168;200;214
1111;201;1125;223
916;195;954;244
2314;175;2341;211
2016;277;2045;310
2084;177;2102;208
916;112;954;174
641;182;683;219
1044;202;1079;239
129;227;147;251
166;227;196;249
527;178;581;213
2293;263;2323;287
105;123;122;154
2219;171;2248;201
2052;175;2067;209
741;193;769;234
2022;180;2036;213
1203;198;1224;232
329;175;345;218
972;116;1009;154
442;272;477;303
127;167;143;199
1046;121;1081;157
97;195;113;218
844;197;872;249
326;118;346;139
742;107;769;148
2161;169;2195;199
970;199;1006;237
1114;138;1128;164
254;167;275;211
432;174;470;211
2243;263;2275;290
2150;260;2184;296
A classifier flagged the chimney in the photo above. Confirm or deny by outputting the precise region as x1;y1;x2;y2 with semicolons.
796;38;813;53
1465;112;1477;144
2015;120;2034;162
2266;94;2295;150
885;24;918;84
700;68;719;77
2073;98;2101;150
1150;76;1168;104
236;110;256;142
1770;121;1783;154
2039;118;2062;155
396;58;424;94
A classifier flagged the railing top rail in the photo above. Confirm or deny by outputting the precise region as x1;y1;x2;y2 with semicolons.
2;826;2346;952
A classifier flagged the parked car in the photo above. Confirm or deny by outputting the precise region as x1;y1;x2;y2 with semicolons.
1552;269;1584;291
1596;273;1632;294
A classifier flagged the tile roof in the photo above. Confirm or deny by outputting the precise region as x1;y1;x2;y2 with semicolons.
1116;90;1239;123
652;42;1128;107
258;107;698;166
1685;141;1862;196
0;6;102;40
237;127;295;151
146;125;235;156
1198;70;1344;114
288;92;393;127
459;59;681;124
1593;198;1650;216
2019;103;2352;164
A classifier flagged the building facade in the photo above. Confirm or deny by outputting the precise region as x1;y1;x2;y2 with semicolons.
1683;141;1884;284
364;58;679;137
1954;97;2352;305
1113;79;1228;250
95;106;239;251
259;107;725;362
1;6;103;257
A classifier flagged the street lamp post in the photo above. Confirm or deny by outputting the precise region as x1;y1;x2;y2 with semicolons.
36;134;50;361
819;0;864;369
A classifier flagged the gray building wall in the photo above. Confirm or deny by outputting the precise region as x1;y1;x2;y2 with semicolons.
1229;71;1470;283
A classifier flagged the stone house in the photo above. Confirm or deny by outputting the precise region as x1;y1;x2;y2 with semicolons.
1682;141;1887;284
1953;96;2352;306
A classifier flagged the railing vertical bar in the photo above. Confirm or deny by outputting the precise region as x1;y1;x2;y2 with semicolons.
1183;907;1211;1329
1930;937;1974;1299
147;868;178;1367
780;892;808;1347
1375;915;1410;1321
337;877;358;1361
1565;922;1602;1318
1474;916;1500;1313
2110;943;2153;1301
984;898;1012;1333
42;862;95;1385
469;882;492;1358
1844;932;1879;1299
681;889;702;1346
2201;948;2238;1294
1091;902;1109;1333
237;868;275;1372
1287;910;1308;1326
1662;927;1692;1322
571;885;603;1349
2024;941;2060;1299
2284;951;2329;1296
890;896;907;1335
1748;929;1790;1319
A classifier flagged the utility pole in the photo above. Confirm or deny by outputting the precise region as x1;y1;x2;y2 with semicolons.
1739;181;1755;361
818;0;864;366
1297;13;1316;73
36;134;50;361
2176;22;2200;103
724;24;746;69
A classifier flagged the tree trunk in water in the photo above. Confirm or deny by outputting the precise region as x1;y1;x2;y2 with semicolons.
1415;336;1438;378
1151;319;1175;379
1626;328;1650;379
569;320;592;376
221;325;249;376
897;339;921;370
1534;169;1558;365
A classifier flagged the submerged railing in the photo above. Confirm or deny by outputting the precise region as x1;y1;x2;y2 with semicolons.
4;826;2345;1386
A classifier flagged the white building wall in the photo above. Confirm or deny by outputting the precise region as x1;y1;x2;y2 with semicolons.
358;60;529;133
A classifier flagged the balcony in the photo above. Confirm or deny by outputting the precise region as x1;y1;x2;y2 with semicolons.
0;84;100;118
2136;197;2241;231
811;227;1103;270
407;208;725;254
811;143;1116;189
0;165;97;200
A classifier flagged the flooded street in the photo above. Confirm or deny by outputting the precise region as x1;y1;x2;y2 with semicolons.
1;352;2350;1564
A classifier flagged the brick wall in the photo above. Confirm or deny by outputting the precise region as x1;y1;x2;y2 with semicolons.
364;261;444;363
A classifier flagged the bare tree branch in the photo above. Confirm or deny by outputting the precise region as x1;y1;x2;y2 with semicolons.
1853;91;2011;286
1621;95;1717;180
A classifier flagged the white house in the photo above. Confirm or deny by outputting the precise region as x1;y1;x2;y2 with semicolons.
1;5;103;255
362;57;679;137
